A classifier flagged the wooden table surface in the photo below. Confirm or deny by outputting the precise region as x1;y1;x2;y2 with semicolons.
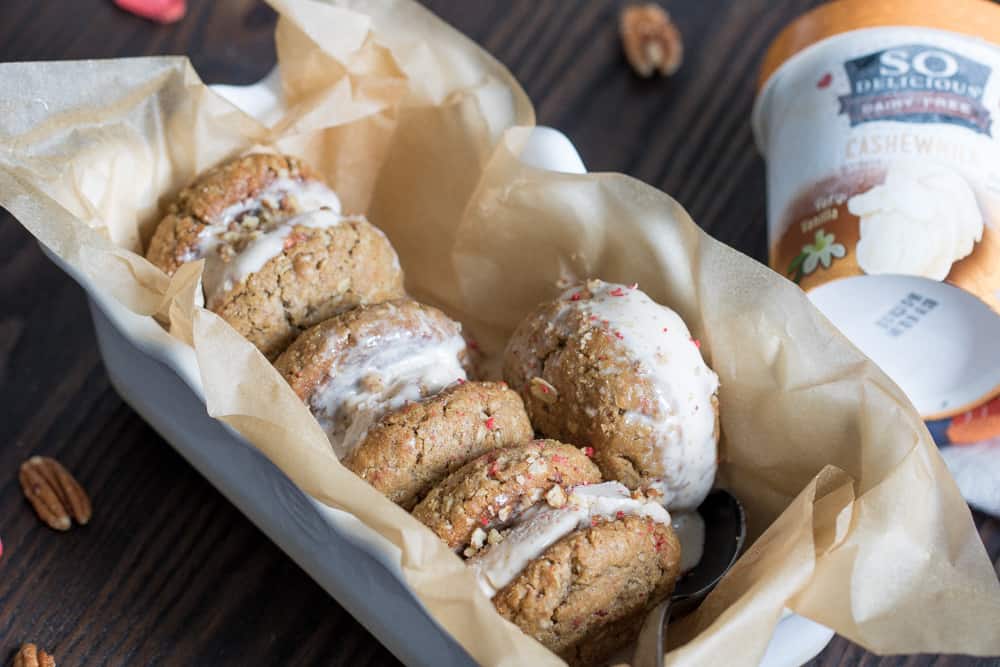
1;1;998;665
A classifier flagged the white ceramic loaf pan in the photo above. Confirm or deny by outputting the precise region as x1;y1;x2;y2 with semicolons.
36;72;835;667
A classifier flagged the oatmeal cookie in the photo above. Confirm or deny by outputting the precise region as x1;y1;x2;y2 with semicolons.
345;381;533;509
273;299;470;459
504;280;719;509
146;153;404;358
468;482;681;667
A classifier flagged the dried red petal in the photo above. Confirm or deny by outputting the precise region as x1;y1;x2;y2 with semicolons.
616;510;625;520
570;291;583;301
691;337;701;349
485;417;497;430
114;0;186;23
582;446;594;458
480;516;489;526
609;287;626;297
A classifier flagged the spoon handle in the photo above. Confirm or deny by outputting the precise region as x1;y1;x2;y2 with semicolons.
632;598;672;667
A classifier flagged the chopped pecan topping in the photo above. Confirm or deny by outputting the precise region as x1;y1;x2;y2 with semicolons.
529;376;559;405
545;484;567;508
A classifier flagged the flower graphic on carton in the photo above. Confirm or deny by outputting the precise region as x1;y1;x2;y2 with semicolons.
787;229;845;284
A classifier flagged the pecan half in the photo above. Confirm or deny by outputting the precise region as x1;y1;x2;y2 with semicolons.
620;4;684;78
19;456;92;531
13;643;56;667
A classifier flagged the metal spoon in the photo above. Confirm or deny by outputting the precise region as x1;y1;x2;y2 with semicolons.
631;489;747;667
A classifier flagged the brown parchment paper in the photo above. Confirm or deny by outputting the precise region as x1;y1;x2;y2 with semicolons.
1;1;998;665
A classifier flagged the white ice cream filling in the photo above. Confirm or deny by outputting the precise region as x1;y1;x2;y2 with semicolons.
469;482;674;599
849;161;983;281
561;281;720;510
309;326;468;459
671;510;705;574
216;177;343;226
200;209;354;307
189;177;347;307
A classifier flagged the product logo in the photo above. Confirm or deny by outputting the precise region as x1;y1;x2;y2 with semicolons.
838;44;992;136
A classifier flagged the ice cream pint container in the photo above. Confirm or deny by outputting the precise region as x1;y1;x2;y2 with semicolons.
753;0;1000;445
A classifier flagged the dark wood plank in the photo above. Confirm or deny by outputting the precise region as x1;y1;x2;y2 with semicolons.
0;2;400;665
0;1;997;666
